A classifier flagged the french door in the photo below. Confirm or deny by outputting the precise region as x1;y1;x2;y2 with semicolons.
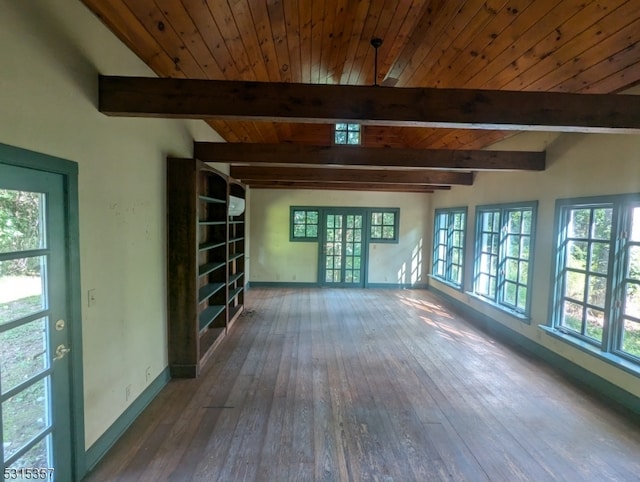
321;209;365;287
0;163;73;481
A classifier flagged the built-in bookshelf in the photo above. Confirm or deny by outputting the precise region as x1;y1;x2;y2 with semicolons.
167;158;246;378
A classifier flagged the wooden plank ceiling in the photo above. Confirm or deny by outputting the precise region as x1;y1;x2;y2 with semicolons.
82;0;640;191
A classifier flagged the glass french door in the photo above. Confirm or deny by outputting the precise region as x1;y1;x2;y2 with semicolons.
0;164;72;481
322;210;365;287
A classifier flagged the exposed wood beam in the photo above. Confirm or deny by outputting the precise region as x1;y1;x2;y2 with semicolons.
240;181;451;190
194;142;545;171
244;180;451;193
230;166;472;185
100;76;640;133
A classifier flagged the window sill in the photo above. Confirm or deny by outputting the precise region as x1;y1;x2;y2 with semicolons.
539;325;640;378
428;274;463;292
464;291;531;324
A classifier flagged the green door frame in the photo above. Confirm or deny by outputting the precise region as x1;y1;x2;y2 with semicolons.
318;207;369;288
0;143;85;479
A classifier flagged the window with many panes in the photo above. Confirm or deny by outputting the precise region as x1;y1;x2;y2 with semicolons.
432;208;466;288
474;203;537;316
334;123;361;145
370;209;399;242
552;195;640;363
290;208;319;241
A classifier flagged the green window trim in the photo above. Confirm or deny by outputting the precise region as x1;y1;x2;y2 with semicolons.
290;206;400;244
369;208;399;243
432;207;467;289
550;193;640;366
334;123;361;145
473;201;537;318
290;207;319;241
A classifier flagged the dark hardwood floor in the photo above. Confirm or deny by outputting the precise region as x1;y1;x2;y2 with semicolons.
83;288;640;481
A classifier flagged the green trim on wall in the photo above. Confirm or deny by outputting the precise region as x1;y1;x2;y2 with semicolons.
0;143;78;175
428;285;640;418
84;367;171;475
367;283;429;290
248;281;321;288
247;282;428;290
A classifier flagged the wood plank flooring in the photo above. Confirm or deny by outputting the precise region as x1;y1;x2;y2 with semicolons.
83;288;640;481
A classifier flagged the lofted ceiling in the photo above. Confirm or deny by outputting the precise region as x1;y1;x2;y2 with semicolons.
82;0;640;191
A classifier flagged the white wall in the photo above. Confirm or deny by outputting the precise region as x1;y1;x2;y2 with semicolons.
0;0;226;448
429;130;640;399
249;189;430;286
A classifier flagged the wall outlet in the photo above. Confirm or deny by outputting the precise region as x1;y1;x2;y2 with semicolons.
145;366;151;383
125;384;131;401
87;289;96;307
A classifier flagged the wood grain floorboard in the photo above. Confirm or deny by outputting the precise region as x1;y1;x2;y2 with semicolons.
83;288;640;482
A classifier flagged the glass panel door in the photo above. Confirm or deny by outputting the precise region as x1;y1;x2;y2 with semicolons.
322;210;365;287
0;164;71;481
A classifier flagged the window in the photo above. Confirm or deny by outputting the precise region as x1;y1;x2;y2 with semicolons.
370;209;399;242
290;208;319;241
552;195;640;363
334;123;361;145
474;203;537;316
432;208;466;288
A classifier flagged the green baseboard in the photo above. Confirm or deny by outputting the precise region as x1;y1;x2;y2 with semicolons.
246;281;428;289
367;283;429;289
428;286;640;418
83;367;171;475
247;281;320;288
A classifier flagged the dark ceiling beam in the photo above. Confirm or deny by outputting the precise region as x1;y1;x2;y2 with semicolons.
244;180;451;193
194;142;545;171
230;166;472;185
100;76;640;133
241;180;451;190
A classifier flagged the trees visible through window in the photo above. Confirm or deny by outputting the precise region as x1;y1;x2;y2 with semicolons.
334;123;361;145
474;203;536;316
370;210;398;241
290;208;319;241
432;208;466;288
557;206;611;342
552;196;640;362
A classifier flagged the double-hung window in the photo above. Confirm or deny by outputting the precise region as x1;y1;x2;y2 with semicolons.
551;195;640;363
474;203;537;317
432;208;466;288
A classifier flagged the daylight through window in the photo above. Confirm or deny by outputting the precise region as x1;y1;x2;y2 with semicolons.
334;123;361;145
474;203;536;316
291;208;319;241
432;208;466;288
552;196;640;362
370;210;398;241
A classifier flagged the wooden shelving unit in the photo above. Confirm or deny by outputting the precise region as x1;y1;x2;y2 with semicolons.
167;158;247;378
